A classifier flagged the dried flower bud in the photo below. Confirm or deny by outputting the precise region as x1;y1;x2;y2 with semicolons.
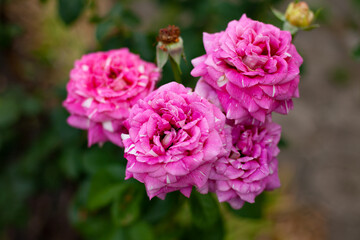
156;25;184;69
285;1;314;28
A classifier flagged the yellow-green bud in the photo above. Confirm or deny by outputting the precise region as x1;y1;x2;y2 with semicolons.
285;2;314;28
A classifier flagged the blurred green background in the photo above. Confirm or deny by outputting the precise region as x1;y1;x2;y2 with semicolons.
1;0;360;239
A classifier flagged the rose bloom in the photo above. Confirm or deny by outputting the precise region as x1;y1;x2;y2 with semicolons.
63;48;160;147
122;82;231;199
191;14;303;122
208;117;281;209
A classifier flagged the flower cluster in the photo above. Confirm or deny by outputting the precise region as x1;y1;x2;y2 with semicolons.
190;14;301;208
63;14;302;209
63;48;160;147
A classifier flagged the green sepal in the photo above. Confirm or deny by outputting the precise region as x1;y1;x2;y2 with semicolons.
156;43;169;69
271;7;286;21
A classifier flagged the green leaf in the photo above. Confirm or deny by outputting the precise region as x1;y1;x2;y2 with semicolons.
82;146;121;175
108;2;123;19
111;184;143;226
74;180;91;207
95;19;116;42
88;183;127;210
128;221;155;240
183;218;225;240
182;193;225;240
189;192;220;229
58;0;86;25
121;9;140;27
314;8;323;19
87;166;126;210
142;192;179;223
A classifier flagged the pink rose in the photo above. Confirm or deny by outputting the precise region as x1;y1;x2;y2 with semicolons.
191;14;303;122
122;82;231;199
63;48;160;147
208;117;281;209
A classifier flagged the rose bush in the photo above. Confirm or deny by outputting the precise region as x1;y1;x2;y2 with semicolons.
191;14;303;122
63;48;160;147
121;82;231;199
208;117;281;209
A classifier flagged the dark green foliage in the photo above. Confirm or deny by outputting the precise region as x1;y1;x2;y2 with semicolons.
58;0;87;25
0;23;22;49
353;0;360;8
142;192;180;223
278;136;288;149
127;221;155;240
189;192;221;229
352;43;360;61
227;194;266;219
187;192;225;240
88;166;127;210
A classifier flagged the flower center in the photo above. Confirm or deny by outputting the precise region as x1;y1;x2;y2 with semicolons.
160;128;176;150
105;67;134;91
107;68;118;79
